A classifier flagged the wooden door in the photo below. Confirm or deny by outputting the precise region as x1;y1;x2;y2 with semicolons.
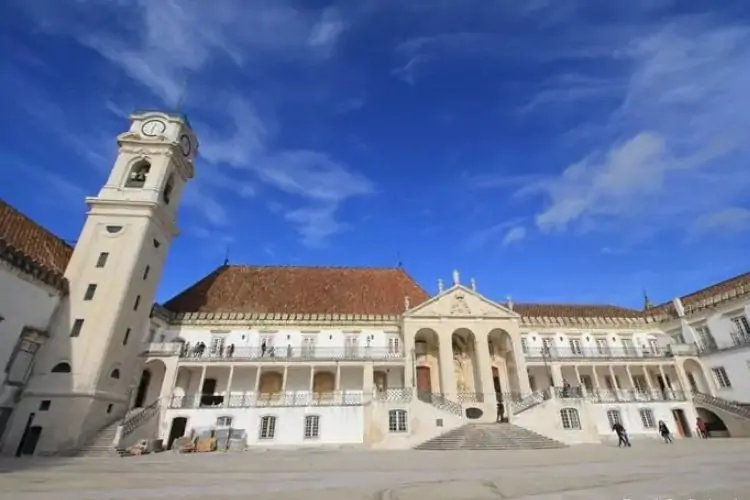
416;366;431;395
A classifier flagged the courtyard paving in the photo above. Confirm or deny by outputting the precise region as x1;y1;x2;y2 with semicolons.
0;439;748;499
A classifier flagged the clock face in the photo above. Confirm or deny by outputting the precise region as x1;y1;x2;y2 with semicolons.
141;119;166;137
179;134;191;156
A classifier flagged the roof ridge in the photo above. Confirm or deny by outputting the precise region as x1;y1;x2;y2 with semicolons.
226;264;405;271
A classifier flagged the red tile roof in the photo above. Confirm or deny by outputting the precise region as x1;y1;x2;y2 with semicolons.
649;271;750;317
163;265;431;316
0;199;72;290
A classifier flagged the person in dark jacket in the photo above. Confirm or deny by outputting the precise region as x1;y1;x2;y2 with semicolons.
612;421;631;447
658;420;672;443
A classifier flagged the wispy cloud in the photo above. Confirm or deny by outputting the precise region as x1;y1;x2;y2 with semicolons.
16;0;370;247
502;226;527;246
512;18;750;243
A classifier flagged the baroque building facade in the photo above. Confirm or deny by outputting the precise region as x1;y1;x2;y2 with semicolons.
0;110;749;455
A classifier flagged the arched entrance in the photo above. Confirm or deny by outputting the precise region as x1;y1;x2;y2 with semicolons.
133;359;168;409
488;329;520;396
414;328;440;394
671;408;691;437
452;328;481;401
682;359;711;394
696;408;729;437
134;370;151;408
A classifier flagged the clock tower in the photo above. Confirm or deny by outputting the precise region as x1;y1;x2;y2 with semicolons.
5;111;197;455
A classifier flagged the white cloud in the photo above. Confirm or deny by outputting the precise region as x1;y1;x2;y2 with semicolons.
502;226;526;246
692;208;750;236
308;7;346;52
518;19;750;241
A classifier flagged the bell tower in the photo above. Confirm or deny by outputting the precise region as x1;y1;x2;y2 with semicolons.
8;111;197;454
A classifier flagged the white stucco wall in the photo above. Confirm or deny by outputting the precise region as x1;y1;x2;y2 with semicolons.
0;265;61;380
161;406;364;447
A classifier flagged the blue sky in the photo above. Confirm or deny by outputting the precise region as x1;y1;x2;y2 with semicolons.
1;0;749;307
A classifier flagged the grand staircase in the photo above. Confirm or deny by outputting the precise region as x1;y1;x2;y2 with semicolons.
415;423;566;451
56;420;124;457
694;393;750;419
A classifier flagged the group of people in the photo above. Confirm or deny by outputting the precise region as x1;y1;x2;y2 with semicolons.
181;341;236;358
612;416;711;447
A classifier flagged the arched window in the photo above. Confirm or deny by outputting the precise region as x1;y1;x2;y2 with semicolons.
560;408;581;430
606;409;622;428
51;362;71;373
125;160;151;188
259;415;277;440
110;368;120;379
639;408;655;428
388;409;408;433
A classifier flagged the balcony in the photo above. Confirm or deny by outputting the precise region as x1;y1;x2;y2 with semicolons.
172;345;404;363
169;390;367;409
524;346;672;361
698;331;750;355
553;387;688;403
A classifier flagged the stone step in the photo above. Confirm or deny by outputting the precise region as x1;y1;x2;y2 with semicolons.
415;423;566;451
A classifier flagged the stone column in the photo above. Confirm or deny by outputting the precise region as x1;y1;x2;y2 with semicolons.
402;325;416;388
254;366;262;392
607;365;618;401
158;360;179;402
658;365;671;399
438;331;456;397
550;364;564;387
509;332;532;396
282;365;289;391
335;364;342;390
225;365;235;407
363;363;374;402
473;332;495;402
308;366;315;392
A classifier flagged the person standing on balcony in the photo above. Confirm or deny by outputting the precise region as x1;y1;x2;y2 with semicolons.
612;421;631;447
658;420;673;443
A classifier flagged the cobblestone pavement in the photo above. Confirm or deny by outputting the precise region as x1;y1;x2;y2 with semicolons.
1;439;748;499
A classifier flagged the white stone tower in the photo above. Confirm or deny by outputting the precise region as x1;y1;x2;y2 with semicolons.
6;111;197;455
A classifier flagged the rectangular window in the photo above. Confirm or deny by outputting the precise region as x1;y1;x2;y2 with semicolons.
123;328;131;346
216;416;233;428
568;338;583;356
647;339;660;355
301;336;316;358
304;415;320;439
259;416;276;439
210;335;226;355
95;252;109;268
639;409;655;428
632;375;648;393
39;400;51;411
595;338;609;356
143;266;150;280
520;337;528;354
621;339;635;356
541;338;553;356
695;325;717;349
712;367;732;388
387;336;401;356
606;409;621;427
70;319;84;337
83;284;97;301
6;338;40;384
133;295;141;311
388;409;408;433
579;375;593;392
344;335;359;358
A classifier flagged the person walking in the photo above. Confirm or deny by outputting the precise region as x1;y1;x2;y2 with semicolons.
658;420;673;443
612;421;631;447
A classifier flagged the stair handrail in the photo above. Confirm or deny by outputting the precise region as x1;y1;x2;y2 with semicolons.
694;392;750;419
427;392;463;416
510;389;548;415
121;398;161;438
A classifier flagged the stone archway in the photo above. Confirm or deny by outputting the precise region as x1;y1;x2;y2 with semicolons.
488;329;520;396
134;359;167;408
451;328;480;401
682;358;711;394
414;328;441;394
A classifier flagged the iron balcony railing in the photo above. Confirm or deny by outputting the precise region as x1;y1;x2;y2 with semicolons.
524;346;672;361
169;390;367;409
696;331;750;355
144;343;403;362
552;386;688;402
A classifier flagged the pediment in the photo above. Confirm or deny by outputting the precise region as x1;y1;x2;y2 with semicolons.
405;285;519;319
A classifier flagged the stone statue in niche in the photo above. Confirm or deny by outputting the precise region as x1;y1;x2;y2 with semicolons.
452;337;471;393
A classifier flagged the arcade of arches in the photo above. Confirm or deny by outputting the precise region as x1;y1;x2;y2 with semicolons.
413;326;530;403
